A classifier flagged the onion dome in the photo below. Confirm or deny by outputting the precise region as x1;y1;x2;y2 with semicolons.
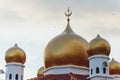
44;8;89;68
37;66;44;77
5;44;26;64
110;58;120;75
87;34;111;57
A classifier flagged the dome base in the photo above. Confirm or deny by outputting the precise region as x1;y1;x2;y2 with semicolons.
44;65;89;75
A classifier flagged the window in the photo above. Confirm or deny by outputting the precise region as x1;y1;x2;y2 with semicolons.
103;62;108;67
15;74;18;80
91;68;93;74
21;75;23;80
96;67;99;74
103;67;106;74
9;74;12;79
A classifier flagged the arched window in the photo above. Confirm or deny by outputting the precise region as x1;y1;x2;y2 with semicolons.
103;67;106;74
21;75;23;80
91;68;93;74
96;67;99;74
15;74;18;80
9;74;12;79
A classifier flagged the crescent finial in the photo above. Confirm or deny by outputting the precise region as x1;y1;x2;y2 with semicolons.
65;7;72;18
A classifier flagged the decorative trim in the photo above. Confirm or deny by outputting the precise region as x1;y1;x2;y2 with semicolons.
88;55;109;60
44;65;89;75
88;75;113;79
5;62;25;67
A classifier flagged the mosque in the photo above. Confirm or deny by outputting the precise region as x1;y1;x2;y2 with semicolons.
4;8;120;80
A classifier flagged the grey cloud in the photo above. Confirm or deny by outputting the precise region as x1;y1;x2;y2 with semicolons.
0;9;25;23
33;0;120;12
1;0;119;25
67;0;120;16
86;26;120;36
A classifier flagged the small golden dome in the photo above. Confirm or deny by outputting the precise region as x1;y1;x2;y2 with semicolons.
5;44;26;64
110;58;120;75
87;34;111;57
44;8;89;68
37;66;44;77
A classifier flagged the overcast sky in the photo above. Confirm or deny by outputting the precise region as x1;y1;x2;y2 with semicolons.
0;0;120;79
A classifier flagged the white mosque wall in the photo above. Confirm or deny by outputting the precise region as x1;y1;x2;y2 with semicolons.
89;55;110;78
89;75;113;80
44;65;89;75
111;75;120;80
5;62;25;80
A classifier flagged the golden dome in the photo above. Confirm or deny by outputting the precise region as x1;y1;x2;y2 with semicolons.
44;8;89;68
5;44;26;64
37;66;44;77
87;34;111;57
110;58;120;75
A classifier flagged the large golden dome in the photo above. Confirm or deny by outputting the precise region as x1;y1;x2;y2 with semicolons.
87;34;111;57
5;44;26;64
44;8;89;68
37;66;44;77
110;58;120;75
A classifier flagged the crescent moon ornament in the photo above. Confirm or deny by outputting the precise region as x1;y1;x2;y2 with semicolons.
65;7;72;18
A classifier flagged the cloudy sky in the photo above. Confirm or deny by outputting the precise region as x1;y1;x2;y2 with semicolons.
0;0;120;79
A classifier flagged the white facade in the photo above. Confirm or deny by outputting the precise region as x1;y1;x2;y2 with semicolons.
43;55;120;80
5;62;25;80
44;65;89;75
111;75;120;80
88;55;110;80
89;75;113;80
89;55;110;77
88;55;120;80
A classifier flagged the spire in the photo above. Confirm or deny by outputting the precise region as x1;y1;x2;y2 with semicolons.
64;7;73;34
97;34;101;38
96;34;103;39
111;58;119;63
112;58;115;61
14;43;18;47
